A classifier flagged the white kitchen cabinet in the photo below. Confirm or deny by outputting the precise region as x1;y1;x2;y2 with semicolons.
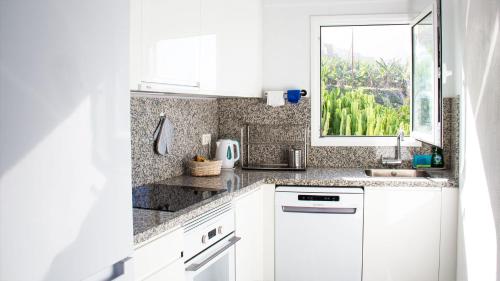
134;227;185;281
362;186;442;281
234;186;264;281
234;183;275;281
130;0;263;97
200;0;263;97
143;259;184;281
261;184;275;281
439;187;459;281
130;0;201;93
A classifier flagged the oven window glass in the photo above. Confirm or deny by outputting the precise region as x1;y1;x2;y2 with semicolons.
193;254;229;281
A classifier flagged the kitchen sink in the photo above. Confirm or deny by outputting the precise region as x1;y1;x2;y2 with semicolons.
365;169;430;178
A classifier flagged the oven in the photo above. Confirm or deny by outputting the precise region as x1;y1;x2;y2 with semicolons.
183;203;239;281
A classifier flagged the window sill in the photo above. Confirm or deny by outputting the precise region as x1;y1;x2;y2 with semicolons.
310;136;422;147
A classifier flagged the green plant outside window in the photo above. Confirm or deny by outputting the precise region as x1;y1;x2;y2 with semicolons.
320;25;411;137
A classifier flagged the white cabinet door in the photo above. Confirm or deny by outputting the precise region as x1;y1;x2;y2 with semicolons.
134;227;184;281
439;188;458;281
200;0;263;97
132;0;202;93
261;184;275;281
143;259;185;281
363;187;441;281
234;187;264;281
131;0;263;96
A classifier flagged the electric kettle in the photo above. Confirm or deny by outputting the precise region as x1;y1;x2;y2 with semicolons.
215;139;240;169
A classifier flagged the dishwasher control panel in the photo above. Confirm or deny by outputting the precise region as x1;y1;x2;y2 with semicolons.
298;195;339;201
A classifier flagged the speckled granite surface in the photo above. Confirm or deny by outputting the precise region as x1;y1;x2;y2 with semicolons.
133;178;264;245
218;97;459;176
131;94;219;186
449;96;461;182
131;96;460;245
133;168;455;245
131;96;459;188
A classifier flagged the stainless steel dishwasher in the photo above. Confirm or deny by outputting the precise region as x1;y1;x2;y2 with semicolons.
275;186;364;281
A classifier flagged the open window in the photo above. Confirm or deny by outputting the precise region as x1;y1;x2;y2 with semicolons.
411;3;442;147
310;2;442;147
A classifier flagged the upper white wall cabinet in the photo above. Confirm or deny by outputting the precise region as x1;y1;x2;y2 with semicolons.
130;0;263;97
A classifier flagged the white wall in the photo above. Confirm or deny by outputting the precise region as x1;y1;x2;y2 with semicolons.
263;0;459;97
456;0;500;280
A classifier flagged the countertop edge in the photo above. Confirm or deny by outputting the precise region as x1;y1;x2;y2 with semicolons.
133;179;267;245
133;171;456;245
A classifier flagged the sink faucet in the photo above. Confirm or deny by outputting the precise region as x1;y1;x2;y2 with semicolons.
382;129;404;166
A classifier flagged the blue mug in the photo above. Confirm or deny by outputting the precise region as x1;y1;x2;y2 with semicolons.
287;89;306;103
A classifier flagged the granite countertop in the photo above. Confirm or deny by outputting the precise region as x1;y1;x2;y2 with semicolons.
133;168;456;245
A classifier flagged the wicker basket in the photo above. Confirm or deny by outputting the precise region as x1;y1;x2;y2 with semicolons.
188;160;222;177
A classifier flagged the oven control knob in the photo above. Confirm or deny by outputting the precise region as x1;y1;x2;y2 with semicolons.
201;234;207;244
217;226;223;234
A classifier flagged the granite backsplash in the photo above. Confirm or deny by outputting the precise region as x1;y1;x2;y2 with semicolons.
131;94;218;186
218;97;460;177
131;94;459;187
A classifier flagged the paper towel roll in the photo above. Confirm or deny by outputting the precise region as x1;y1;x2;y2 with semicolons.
266;91;285;107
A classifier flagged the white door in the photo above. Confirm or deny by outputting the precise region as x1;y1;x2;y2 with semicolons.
185;235;237;281
362;186;441;281
234;187;264;281
0;0;133;280
139;0;202;91
200;0;263;97
275;187;364;281
262;184;275;281
143;260;185;281
134;228;184;281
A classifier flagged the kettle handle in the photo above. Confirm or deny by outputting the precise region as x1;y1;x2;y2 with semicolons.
232;141;240;162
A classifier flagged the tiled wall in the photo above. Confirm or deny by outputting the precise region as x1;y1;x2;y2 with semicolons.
130;95;459;186
218;97;460;175
448;96;460;181
130;95;218;186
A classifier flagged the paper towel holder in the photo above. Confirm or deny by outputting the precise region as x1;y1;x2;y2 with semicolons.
264;89;308;98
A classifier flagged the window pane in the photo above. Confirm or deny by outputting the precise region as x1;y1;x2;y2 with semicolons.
412;13;434;136
320;25;410;137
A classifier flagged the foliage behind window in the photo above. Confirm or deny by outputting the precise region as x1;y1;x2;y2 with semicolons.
320;25;410;137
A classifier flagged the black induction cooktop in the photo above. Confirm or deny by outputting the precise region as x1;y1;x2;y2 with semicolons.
132;184;227;212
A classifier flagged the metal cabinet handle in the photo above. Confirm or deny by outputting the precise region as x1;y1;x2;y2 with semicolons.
282;206;357;214
185;236;241;272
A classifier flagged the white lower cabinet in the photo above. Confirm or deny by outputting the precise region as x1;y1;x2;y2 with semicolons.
133;227;185;281
234;187;264;281
142;259;184;281
362;186;442;281
234;184;275;281
438;187;459;281
261;184;275;281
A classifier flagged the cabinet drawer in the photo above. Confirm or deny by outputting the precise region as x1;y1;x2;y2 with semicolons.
134;227;184;280
143;258;185;281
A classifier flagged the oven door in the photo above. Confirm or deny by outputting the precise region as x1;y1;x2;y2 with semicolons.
185;234;240;281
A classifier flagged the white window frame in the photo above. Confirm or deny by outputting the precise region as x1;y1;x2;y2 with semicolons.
310;14;422;147
410;3;442;147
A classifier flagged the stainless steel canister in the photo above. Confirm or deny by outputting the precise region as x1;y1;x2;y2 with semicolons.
288;148;302;168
